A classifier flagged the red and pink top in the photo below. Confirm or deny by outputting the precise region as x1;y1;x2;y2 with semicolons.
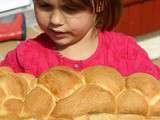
1;31;160;79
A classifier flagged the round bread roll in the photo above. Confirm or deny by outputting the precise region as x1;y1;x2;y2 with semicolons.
22;85;56;119
16;73;38;93
0;66;160;120
0;88;6;105
1;98;23;116
80;66;125;96
39;66;85;100
0;67;13;75
0;114;21;120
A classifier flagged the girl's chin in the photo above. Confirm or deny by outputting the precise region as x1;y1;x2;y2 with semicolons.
52;39;73;47
48;34;77;46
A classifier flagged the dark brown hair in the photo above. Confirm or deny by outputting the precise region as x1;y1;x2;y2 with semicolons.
62;0;123;31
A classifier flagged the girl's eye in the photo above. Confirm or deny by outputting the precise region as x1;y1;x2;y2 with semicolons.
62;6;80;14
38;3;53;11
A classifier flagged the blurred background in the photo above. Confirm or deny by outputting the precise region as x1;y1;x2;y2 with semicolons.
0;0;160;66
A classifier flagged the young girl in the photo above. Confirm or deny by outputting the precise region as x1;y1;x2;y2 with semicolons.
1;0;160;79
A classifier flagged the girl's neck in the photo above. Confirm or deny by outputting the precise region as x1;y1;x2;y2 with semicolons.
56;28;99;61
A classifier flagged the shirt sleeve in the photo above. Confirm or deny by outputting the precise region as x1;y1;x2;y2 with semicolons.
0;49;24;73
126;36;160;80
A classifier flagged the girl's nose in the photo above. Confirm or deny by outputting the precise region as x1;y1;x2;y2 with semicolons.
49;10;65;28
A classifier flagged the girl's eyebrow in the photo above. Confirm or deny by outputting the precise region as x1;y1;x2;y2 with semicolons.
38;0;50;4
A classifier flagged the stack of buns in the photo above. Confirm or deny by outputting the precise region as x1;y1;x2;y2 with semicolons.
0;65;160;120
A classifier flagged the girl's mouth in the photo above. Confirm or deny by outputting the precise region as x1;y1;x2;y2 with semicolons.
51;30;67;37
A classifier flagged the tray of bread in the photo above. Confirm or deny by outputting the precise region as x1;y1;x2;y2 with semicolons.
0;65;160;120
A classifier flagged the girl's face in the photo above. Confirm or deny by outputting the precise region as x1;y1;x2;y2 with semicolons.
33;0;96;47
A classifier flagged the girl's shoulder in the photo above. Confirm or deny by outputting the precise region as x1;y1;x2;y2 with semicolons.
15;33;58;59
14;33;59;75
17;33;49;51
100;31;137;45
100;31;140;51
99;31;147;57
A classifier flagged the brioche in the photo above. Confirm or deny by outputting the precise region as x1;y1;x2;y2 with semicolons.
0;65;160;120
0;67;13;75
38;66;85;100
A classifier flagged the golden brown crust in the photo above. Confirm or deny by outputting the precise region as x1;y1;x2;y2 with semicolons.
2;98;23;115
0;66;160;120
88;113;146;120
39;66;85;100
0;88;6;105
0;114;21;120
149;99;160;116
73;115;89;120
48;116;73;120
146;116;160;120
0;67;13;75
126;73;160;99
81;66;125;96
6;74;29;99
17;73;37;90
117;89;148;115
51;85;115;118
22;85;56;119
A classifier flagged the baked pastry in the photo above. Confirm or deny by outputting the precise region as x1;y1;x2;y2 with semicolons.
0;65;160;120
38;66;85;101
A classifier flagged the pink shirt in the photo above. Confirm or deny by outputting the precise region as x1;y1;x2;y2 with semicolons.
1;31;160;79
